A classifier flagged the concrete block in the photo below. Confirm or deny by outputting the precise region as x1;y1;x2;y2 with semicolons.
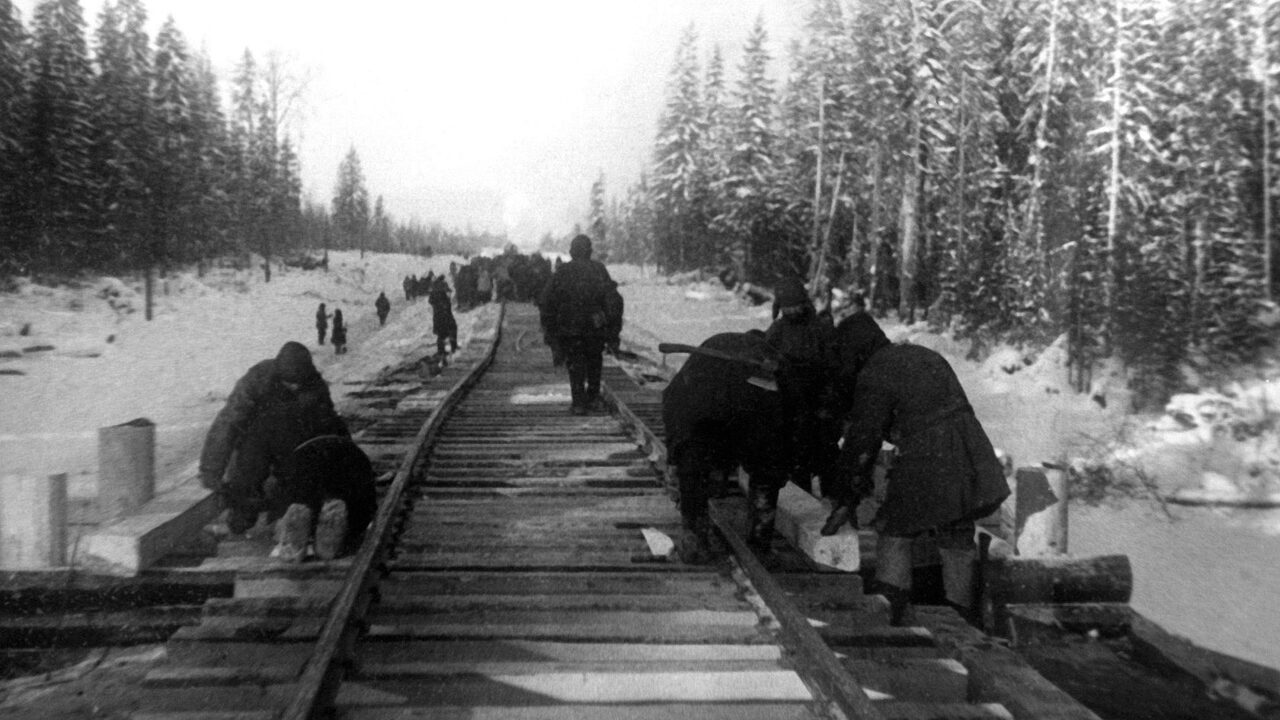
98;417;156;520
0;473;68;568
80;481;221;575
1013;466;1068;557
775;481;860;571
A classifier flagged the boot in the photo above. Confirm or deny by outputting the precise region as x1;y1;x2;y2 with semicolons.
877;583;913;627
678;515;718;565
314;499;349;561
747;487;777;550
271;503;312;563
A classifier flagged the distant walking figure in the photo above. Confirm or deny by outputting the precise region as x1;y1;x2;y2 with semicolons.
428;276;458;359
375;292;391;327
315;303;329;345
331;309;348;355
539;234;620;414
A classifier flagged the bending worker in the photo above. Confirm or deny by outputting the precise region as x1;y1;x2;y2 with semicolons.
820;313;1009;625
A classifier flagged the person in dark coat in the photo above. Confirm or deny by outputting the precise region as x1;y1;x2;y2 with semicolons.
662;331;790;561
428;276;458;358
315;303;329;345
820;313;1010;624
540;234;618;414
198;342;350;544
604;280;624;356
375;291;391;327
292;434;378;559
765;277;841;495
331;309;348;354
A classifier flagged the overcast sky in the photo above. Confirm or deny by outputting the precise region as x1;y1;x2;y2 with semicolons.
19;0;805;247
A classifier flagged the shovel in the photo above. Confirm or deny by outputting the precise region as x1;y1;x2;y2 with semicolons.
658;342;779;392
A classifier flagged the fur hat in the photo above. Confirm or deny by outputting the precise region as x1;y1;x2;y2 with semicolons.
275;341;317;383
569;234;593;260
835;312;890;377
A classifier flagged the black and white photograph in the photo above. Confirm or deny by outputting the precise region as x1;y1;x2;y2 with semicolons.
1;0;1278;718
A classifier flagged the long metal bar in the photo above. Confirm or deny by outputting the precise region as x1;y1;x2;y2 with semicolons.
281;305;506;720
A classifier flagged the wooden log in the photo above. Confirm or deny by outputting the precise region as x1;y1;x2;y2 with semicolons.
1012;466;1067;556
985;554;1132;606
98;417;156;520
0;473;68;568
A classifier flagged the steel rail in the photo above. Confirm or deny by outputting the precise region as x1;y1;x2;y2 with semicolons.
280;304;506;720
603;372;885;719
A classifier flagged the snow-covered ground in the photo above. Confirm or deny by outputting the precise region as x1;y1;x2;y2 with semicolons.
2;251;1279;672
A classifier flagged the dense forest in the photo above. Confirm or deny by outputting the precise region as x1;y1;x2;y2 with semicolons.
0;0;498;282
593;0;1279;405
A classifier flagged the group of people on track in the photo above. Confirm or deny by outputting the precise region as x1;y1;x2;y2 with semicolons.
198;235;1005;628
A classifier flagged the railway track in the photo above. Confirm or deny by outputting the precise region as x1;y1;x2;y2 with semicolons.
3;302;1121;720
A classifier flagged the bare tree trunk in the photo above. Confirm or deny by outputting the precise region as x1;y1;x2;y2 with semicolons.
898;0;923;323
1262;0;1274;301
868;150;885;312
810;76;826;288
1104;0;1126;355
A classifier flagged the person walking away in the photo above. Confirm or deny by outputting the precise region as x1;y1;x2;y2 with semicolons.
198;341;350;560
819;313;1010;625
331;309;348;355
428;276;458;359
540;234;618;414
315;303;329;345
375;291;391;327
765;277;841;495
604;280;624;356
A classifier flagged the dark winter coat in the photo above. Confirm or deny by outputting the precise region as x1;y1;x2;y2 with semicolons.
331;314;347;346
315;305;328;330
540;253;616;340
292;434;378;541
428;282;456;335
375;293;391;318
835;337;1009;536
199;346;348;489
662;332;789;479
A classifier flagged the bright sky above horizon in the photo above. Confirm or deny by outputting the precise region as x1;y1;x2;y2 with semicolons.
16;0;805;248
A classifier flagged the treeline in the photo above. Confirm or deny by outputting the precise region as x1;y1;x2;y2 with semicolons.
596;0;1279;406
0;0;498;279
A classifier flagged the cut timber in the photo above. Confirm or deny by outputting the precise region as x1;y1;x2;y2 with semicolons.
985;554;1131;606
879;702;1014;720
1011;466;1067;556
775;482;861;571
842;657;969;703
342;704;821;720
80;480;220;575
1166;487;1280;508
0;473;67;568
916;606;1103;720
1129;613;1280;705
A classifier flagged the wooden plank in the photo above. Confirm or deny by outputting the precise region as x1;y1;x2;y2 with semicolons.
357;641;784;664
364;622;771;644
342;703;821;720
1129;613;1280;702
708;499;887;720
336;670;813;705
879;702;1014;720
914;606;1103;720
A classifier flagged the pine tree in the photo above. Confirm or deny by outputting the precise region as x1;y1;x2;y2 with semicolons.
26;0;95;269
652;24;708;272
588;170;607;255
333;146;369;255
0;0;29;270
90;0;153;268
717;14;778;285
